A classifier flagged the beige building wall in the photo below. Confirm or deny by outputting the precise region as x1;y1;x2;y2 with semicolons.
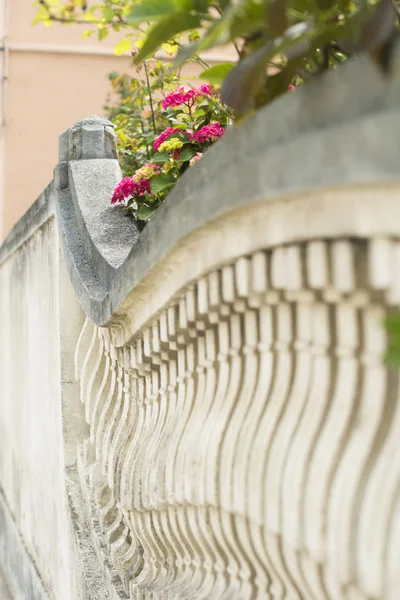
0;0;233;240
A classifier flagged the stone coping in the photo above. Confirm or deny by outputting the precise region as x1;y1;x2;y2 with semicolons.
2;48;400;325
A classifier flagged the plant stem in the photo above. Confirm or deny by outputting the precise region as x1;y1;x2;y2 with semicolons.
144;61;157;134
140;120;150;160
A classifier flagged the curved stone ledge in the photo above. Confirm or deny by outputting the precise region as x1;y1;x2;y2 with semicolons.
55;49;400;330
3;45;400;600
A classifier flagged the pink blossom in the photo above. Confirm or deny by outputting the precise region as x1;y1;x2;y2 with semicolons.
172;149;182;161
111;177;150;204
199;83;212;96
132;162;161;182
288;84;296;91
111;177;136;204
162;86;199;109
191;122;225;144
154;127;184;151
138;178;151;195
189;152;203;166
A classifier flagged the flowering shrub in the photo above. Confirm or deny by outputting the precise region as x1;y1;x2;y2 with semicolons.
111;82;231;226
105;62;181;178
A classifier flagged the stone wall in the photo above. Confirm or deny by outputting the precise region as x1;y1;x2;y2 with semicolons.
2;47;400;599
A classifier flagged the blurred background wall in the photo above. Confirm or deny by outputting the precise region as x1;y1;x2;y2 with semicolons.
0;0;233;240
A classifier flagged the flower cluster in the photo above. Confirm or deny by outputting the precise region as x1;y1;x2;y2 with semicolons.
112;81;231;223
153;127;182;151
132;162;161;182
191;122;225;144
162;86;198;109
157;138;184;153
111;177;150;204
161;83;213;110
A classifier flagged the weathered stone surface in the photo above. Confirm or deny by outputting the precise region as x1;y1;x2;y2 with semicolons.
56;47;400;327
68;160;137;269
3;46;400;600
58;115;117;162
0;488;50;599
0;570;12;600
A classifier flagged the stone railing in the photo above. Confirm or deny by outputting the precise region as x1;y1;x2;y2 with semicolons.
2;48;400;600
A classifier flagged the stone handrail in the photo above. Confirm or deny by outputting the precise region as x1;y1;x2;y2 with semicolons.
2;47;400;599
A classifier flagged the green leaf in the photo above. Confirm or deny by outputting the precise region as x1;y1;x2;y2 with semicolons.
150;173;176;194
172;131;191;143
136;205;157;221
98;27;108;41
151;152;170;163
200;63;234;86
173;0;264;67
386;314;400;366
102;6;114;21
220;21;316;112
135;12;204;63
126;0;183;25
267;0;288;36
193;0;208;11
220;44;271;112
360;0;397;71
114;38;131;56
174;41;200;68
178;148;196;162
188;30;201;42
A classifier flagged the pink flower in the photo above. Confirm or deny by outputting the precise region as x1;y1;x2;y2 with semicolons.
138;178;151;195
189;152;203;166
162;86;199;110
154;127;184;151
288;84;296;91
199;83;212;96
191;122;225;144
111;177;150;204
172;149;182;161
111;177;137;204
132;162;161;182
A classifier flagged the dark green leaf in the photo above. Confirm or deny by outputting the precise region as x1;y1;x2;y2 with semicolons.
173;2;244;66
267;0;287;37
136;205;158;221
151;152;170;163
126;0;179;24
172;131;191;142
316;0;335;10
360;0;397;71
386;314;400;366
135;12;204;63
230;0;268;40
174;42;200;67
178;148;196;162
221;43;271;112
151;173;176;194
193;0;208;12
221;19;341;111
200;63;234;85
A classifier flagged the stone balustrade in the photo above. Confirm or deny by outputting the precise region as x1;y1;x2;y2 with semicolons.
2;47;400;600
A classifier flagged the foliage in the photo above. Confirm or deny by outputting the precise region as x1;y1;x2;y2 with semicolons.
104;61;181;176
386;314;400;365
109;80;232;227
35;0;398;117
34;0;400;363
